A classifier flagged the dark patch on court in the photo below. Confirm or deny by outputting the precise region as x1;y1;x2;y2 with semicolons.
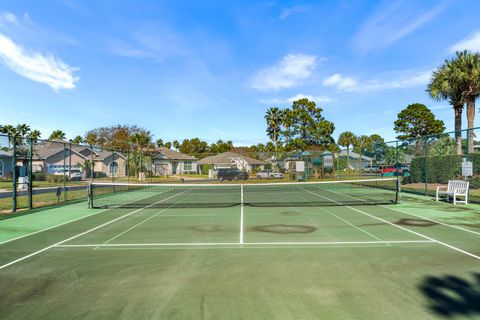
191;224;221;232
250;224;316;234
281;210;302;216
396;218;437;227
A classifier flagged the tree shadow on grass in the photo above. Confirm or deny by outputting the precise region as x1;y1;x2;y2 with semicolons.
419;273;480;318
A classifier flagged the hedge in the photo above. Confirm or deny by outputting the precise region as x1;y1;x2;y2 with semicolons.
407;153;480;184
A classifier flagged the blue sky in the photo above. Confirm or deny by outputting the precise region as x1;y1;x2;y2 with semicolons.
1;0;480;145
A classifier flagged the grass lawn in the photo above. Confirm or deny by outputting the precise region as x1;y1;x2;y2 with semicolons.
0;188;88;213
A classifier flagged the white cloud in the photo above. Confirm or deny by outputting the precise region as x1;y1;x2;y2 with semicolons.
280;6;308;19
250;54;317;91
108;27;187;61
287;94;332;103
260;94;333;105
0;12;79;46
322;74;357;90
450;31;480;53
352;1;445;52
0;33;78;90
322;70;431;93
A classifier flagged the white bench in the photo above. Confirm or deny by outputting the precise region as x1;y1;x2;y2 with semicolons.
435;180;469;205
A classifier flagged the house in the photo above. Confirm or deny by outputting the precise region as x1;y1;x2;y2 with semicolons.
0;150;13;178
338;150;374;170
152;148;198;175
25;141;127;177
198;151;267;173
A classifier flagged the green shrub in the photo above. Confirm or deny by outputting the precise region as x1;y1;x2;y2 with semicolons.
94;172;107;178
470;176;480;189
47;174;64;183
409;154;469;184
33;173;47;181
201;164;212;175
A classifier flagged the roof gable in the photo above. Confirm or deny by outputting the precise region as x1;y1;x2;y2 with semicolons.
154;148;197;160
198;151;266;165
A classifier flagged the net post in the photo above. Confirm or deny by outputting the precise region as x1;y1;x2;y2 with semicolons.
87;182;93;208
240;184;244;244
395;178;401;204
240;183;244;206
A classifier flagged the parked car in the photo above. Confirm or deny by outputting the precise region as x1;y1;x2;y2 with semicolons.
53;169;83;181
378;165;409;177
217;168;249;181
362;165;379;173
256;169;284;179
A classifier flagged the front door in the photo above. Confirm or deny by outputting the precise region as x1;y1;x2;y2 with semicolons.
171;162;178;174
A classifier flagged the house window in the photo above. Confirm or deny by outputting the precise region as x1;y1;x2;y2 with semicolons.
109;161;119;175
0;160;3;177
184;161;192;171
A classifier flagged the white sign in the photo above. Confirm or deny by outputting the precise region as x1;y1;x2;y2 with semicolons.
295;161;305;172
323;155;333;168
462;161;473;177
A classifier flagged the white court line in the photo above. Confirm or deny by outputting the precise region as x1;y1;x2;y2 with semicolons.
0;192;185;271
386;206;480;236
0;208;110;246
295;192;387;244
99;190;189;246
301;187;480;260
326;187;480;237
240;184;244;244
56;240;434;248
0;189;172;246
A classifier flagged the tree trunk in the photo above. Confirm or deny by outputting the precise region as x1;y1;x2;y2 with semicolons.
453;104;463;155
346;146;350;170
467;98;475;155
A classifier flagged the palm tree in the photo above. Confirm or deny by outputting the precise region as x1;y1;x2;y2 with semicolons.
337;131;356;170
49;130;66;140
130;132;152;176
156;138;164;148
173;140;180;151
428;63;464;155
384;147;406;165
16;124;31;137
355;135;371;173
265;107;283;154
281;108;296;150
2;125;16;147
164;141;172;149
28;130;41;143
71;135;84;144
448;50;480;154
85;133;97;146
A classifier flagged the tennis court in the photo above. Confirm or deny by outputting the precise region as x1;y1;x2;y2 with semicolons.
0;178;479;319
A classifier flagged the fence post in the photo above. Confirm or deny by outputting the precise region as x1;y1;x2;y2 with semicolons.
63;143;67;202
424;138;428;196
28;137;33;209
12;138;17;212
127;150;130;183
466;128;470;162
395;140;399;177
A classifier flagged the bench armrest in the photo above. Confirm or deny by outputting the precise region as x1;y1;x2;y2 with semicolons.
436;186;448;191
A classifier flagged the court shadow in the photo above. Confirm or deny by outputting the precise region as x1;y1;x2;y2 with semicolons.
418;273;480;318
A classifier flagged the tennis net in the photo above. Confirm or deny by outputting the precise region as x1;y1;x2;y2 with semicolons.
88;178;399;208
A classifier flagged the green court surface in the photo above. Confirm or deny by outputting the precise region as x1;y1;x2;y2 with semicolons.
0;183;479;319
